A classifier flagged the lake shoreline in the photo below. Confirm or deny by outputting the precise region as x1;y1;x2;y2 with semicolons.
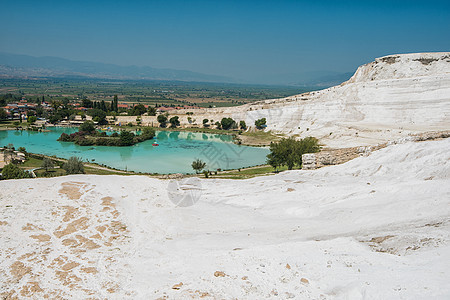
0;127;270;174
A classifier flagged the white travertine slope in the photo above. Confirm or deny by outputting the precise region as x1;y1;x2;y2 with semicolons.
1;138;449;299
200;52;450;147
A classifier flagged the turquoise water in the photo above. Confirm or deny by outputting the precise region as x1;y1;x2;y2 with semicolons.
0;127;269;174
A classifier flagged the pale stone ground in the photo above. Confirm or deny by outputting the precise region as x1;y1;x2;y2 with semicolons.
0;138;449;299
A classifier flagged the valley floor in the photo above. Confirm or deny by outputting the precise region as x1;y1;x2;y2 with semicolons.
0;138;449;299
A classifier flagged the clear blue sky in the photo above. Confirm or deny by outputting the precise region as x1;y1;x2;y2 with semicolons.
1;0;449;83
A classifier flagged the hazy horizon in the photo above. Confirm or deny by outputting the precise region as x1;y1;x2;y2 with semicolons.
1;0;449;84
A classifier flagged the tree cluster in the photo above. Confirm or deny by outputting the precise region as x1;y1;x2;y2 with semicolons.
266;137;320;170
58;121;155;147
0;163;31;180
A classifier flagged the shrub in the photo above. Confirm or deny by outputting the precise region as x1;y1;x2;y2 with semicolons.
63;157;85;174
58;133;71;142
266;137;320;170
27;116;37;124
1;163;31;180
255;118;266;129
41;158;55;172
75;137;94;146
239;120;247;130
142;127;155;139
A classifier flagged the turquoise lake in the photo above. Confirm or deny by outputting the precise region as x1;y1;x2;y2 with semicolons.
0;127;269;174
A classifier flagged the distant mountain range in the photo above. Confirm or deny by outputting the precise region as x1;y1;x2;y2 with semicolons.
0;52;234;83
0;52;353;87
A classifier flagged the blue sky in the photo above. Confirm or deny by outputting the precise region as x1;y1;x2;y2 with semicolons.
1;0;449;83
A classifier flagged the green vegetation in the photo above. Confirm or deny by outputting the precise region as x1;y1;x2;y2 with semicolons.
41;158;55;172
0;78;309;109
266;137;320;170
0;163;31;179
129;103;147;116
169;116;180;128
220;117;236;130
239;120;247;130
148;106;156;116
58;121;155;146
27;115;37;124
157;114;168;127
79;120;95;132
255;118;266;129
63;157;85;174
191;159;206;173
0;108;7;120
87;108;107;125
119;130;135;146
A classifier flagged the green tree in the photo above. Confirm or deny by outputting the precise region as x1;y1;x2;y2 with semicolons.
157;114;168;127
79;120;95;133
82;99;93;108
63;157;85;174
100;100;107;112
148;106;157;116
203;119;209;127
1;163;31;180
87;109;107;125
220;117;235;130
27;116;37;124
255;118;266;129
266;137;320;170
119;130;135;146
41;158;55;172
169;116;180;128
191;159;206;174
142;127;155;139
239;120;247;130
113;95;119;112
130;104;147;116
295;137;320;166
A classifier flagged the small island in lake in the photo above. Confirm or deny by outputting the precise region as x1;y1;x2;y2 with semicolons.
58;121;155;146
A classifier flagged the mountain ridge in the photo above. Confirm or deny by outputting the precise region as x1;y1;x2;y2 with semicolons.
0;52;235;83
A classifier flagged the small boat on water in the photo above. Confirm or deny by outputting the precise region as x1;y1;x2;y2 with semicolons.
152;143;159;146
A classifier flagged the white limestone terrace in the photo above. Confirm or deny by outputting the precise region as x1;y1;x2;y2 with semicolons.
0;138;449;299
193;52;450;148
0;52;449;299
